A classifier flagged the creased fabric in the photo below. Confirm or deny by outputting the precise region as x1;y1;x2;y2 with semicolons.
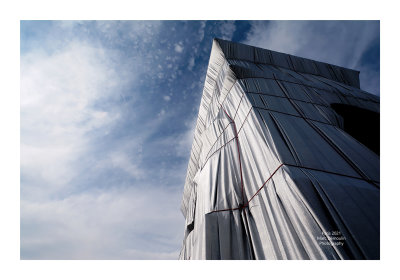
179;39;379;260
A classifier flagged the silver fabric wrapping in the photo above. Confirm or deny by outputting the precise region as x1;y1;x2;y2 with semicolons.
179;39;379;260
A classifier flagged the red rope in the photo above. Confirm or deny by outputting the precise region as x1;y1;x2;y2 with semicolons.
209;163;284;213
213;96;283;214
209;207;241;214
244;163;283;207
218;101;246;205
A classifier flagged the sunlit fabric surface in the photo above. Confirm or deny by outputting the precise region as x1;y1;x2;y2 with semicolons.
179;39;379;260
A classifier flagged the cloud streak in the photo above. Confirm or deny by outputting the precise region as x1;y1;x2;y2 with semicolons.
21;42;124;199
20;22;186;259
21;186;182;259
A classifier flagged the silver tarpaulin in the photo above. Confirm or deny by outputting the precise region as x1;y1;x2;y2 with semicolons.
179;39;379;260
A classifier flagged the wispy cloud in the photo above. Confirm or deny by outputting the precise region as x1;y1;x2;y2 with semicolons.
219;21;236;41
20;21;185;259
174;43;184;53
21;186;182;259
21;42;124;200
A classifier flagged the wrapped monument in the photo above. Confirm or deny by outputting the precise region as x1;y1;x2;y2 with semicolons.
179;39;380;260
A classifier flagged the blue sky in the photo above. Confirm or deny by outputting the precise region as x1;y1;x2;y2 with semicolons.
20;20;380;259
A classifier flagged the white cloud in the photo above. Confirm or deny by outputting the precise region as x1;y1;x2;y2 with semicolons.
163;95;171;101
174;43;184;53
94;21;163;46
358;65;380;96
21;42;125;199
109;152;145;179
198;21;206;42
219;21;236;40
176;114;197;159
21;186;182;259
20;29;187;259
158;109;166;117
187;56;195;71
